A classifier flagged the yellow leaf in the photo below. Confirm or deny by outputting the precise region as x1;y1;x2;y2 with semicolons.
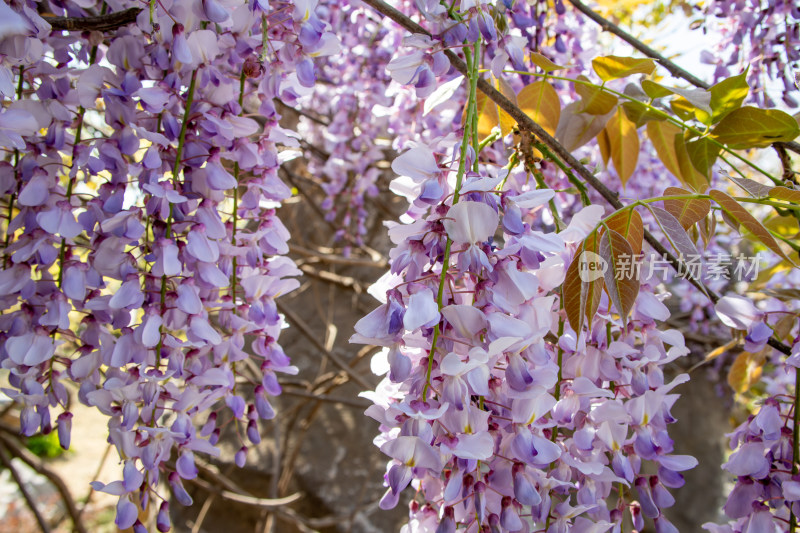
647;121;682;180
517;81;561;136
728;351;765;394
605;108;639;186
575;75;618;115
592;55;656;82
472;77;518;139
530;52;566;73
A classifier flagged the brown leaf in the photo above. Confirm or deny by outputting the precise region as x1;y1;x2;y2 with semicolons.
727;175;773;197
769;186;800;204
563;232;605;335
662;186;711;230
556;101;615;152
604;209;644;254
599;228;639;327
709;189;797;265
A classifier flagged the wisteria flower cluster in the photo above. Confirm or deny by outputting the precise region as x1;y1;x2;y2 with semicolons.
0;0;340;529
355;128;696;531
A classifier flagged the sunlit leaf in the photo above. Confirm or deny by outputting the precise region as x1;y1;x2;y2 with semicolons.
530;52;567;72
710;107;800;149
604;208;643;254
597;128;611;166
641;79;673;99
518;81;561;136
769;186;800;204
605;108;639;186
592;55;656;82
709;189;797;264
662;186;711;230
670;96;699;121
674;133;709;192
647;120;682;180
621;100;664;127
706;72;749;124
684;135;720;180
763;214;800;239
575;76;618;115
474;77;517;138
727;351;765;394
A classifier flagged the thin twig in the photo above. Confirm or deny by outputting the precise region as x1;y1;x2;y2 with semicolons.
277;302;374;389
279;387;370;408
567;0;800;158
297;263;366;294
76;442;112;522
46;7;141;32
289;243;388;268
0;442;52;533
0;430;88;533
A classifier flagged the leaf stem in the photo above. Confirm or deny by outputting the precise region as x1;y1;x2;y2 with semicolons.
422;40;480;402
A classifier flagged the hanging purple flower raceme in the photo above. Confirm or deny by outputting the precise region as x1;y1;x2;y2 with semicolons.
355;123;696;531
0;0;340;528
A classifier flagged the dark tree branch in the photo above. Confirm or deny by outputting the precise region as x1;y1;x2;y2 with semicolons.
46;7;141;32
568;0;710;89
359;0;793;357
566;0;800;157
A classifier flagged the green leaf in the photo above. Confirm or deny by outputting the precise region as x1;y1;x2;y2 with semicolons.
641;79;673;99
670;97;699;121
674;133;710;192
592;55;656;82
575;76;618;115
684;135;720;179
710;106;800;149
707;72;749;124
605;108;640;186
621;100;663;127
530;52;567;73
